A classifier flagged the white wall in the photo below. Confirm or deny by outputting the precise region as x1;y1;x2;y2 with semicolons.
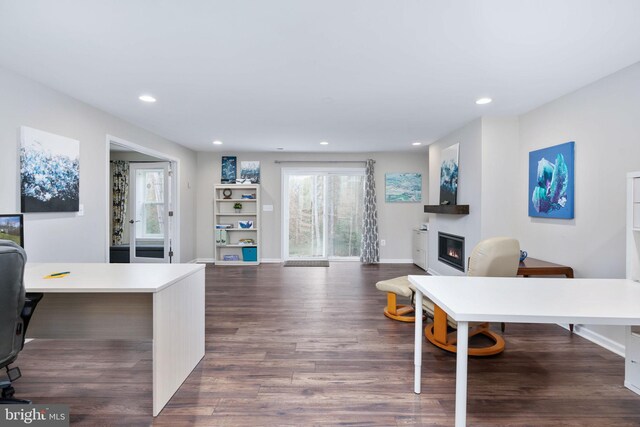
516;62;640;348
0;66;198;262
196;151;429;262
427;119;482;275
480;117;520;239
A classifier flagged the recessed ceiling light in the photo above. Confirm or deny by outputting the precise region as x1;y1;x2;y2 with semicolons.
476;97;492;105
277;147;284;151
139;94;156;103
212;140;223;145
320;141;329;145
412;142;422;146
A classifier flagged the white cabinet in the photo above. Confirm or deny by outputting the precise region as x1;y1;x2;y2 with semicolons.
625;172;640;393
213;184;260;265
412;229;428;271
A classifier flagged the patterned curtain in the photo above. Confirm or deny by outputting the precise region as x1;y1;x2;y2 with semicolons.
360;159;380;264
111;161;129;246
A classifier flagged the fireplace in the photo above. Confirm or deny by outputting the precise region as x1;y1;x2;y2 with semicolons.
438;232;465;272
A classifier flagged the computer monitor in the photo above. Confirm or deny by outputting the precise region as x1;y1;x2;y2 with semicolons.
0;214;24;248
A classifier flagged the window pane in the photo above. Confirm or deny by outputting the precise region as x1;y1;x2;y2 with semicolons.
145;203;164;236
327;175;363;257
288;175;325;258
144;170;164;203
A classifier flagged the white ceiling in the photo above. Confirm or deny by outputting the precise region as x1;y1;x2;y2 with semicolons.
1;1;639;153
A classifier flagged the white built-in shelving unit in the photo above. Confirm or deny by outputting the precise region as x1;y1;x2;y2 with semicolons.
213;184;260;266
625;171;640;394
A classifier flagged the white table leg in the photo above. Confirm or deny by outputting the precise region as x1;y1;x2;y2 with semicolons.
414;289;423;394
455;321;469;427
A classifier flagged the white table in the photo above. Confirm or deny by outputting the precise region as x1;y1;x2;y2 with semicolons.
24;263;206;417
408;275;640;427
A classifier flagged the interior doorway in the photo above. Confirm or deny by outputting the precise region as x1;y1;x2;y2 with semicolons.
106;136;179;263
282;168;365;261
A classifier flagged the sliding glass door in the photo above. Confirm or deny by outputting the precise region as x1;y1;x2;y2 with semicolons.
283;168;364;260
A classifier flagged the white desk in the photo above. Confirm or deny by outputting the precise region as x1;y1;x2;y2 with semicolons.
408;275;640;427
24;263;206;417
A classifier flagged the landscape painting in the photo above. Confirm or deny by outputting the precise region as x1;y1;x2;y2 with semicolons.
439;143;459;205
529;141;575;219
385;173;422;202
0;214;23;247
240;161;260;183
20;126;79;213
221;156;237;183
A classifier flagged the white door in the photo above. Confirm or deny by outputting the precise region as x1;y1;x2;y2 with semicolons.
129;162;171;263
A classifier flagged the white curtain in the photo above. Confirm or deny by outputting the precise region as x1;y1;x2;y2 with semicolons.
360;159;379;263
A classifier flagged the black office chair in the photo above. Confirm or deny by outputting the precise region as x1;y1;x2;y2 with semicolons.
0;240;43;404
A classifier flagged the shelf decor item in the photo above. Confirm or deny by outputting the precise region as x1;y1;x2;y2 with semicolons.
215;229;228;245
222;188;233;199
238;220;254;229
233;202;242;213
221;156;237;184
240;161;260;184
528;141;574;219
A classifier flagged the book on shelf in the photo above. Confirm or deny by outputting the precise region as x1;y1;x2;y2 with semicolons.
216;224;233;229
215;229;228;245
238;238;255;246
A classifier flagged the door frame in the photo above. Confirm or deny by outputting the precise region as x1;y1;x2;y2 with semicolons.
105;135;181;263
281;167;365;261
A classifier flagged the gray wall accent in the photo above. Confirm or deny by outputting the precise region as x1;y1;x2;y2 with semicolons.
428;119;482;275
0;66;198;262
196;151;429;262
516;61;640;347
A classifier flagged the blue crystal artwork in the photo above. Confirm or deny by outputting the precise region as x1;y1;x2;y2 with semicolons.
439;143;459;205
528;141;574;219
221;156;237;183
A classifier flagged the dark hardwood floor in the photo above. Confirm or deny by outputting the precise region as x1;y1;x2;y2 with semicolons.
14;263;640;426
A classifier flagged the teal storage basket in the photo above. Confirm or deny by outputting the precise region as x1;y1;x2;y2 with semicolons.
242;247;257;262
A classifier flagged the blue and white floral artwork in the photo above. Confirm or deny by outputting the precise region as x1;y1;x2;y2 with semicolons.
528;141;574;219
240;161;260;184
385;173;422;202
221;156;237;183
439;143;459;205
20;126;79;213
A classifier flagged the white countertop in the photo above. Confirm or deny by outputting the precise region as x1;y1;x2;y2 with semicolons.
25;263;205;293
409;275;640;325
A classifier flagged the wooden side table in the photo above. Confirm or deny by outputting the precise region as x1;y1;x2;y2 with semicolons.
517;257;575;332
518;257;574;279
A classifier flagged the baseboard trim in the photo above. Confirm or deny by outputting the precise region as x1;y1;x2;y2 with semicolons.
427;268;440;276
260;258;282;263
572;324;625;357
624;381;640;395
379;259;413;264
